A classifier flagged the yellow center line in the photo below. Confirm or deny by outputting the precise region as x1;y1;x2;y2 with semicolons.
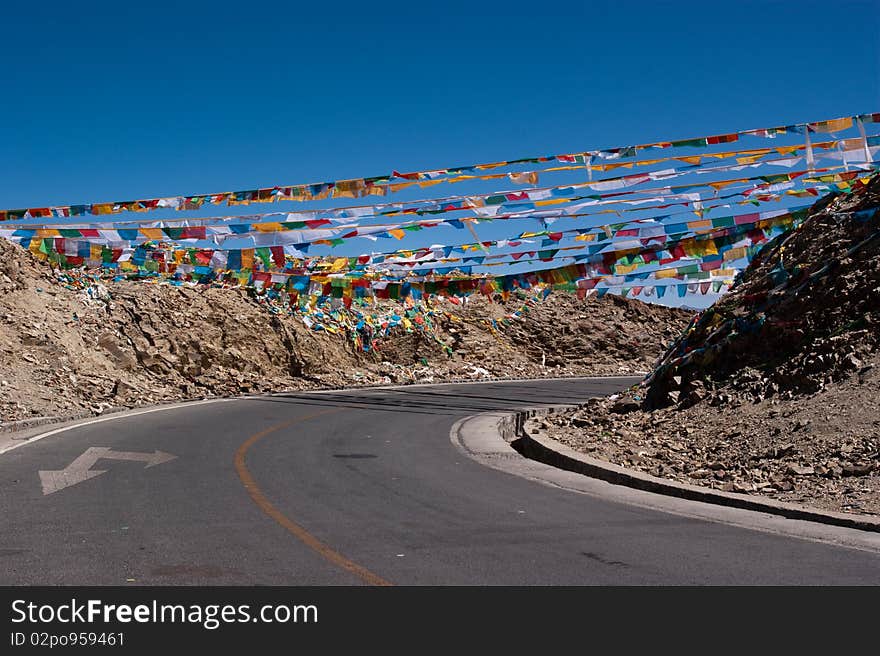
234;408;393;586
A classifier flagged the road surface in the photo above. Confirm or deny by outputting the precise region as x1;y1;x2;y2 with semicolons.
1;378;878;584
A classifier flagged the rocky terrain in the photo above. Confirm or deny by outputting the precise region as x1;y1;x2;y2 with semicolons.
0;237;690;427
544;174;880;516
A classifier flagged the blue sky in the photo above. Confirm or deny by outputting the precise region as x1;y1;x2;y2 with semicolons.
2;0;878;210
1;1;878;311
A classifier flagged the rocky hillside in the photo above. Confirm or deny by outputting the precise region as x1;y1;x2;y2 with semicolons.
645;175;880;408
545;174;880;515
0;237;691;426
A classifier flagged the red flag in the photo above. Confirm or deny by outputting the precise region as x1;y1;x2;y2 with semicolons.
707;133;739;145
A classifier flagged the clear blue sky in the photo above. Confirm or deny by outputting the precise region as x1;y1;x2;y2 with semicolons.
2;0;878;210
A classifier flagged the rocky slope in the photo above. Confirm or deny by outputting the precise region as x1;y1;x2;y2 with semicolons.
0;237;691;427
545;174;880;515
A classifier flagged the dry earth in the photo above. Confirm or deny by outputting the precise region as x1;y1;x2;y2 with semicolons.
0;237;690;427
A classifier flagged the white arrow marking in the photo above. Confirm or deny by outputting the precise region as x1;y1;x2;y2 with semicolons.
38;468;107;497
39;446;177;495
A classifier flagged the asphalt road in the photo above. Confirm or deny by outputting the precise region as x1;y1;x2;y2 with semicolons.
2;377;878;585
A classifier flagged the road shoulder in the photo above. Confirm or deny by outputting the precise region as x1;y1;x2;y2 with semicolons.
450;408;880;554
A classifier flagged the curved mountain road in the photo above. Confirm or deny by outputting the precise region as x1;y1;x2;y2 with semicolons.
2;377;878;585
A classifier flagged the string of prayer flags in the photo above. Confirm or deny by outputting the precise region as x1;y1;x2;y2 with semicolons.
2;112;876;223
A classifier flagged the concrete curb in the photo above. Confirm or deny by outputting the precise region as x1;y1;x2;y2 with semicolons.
510;406;880;534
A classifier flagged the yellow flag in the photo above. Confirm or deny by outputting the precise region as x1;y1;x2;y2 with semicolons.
687;219;712;231
709;178;747;191
600;161;634;171
508;171;538;185
775;145;800;156
700;240;718;255
811;117;852;133
723;246;747;261
736;153;765;165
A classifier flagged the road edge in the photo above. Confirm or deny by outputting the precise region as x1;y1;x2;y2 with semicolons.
0;398;238;456
451;407;880;552
0;375;638;457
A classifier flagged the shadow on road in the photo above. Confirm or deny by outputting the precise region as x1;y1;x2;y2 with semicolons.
244;378;638;417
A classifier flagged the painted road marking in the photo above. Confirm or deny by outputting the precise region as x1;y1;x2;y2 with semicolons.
233;410;393;586
39;446;176;495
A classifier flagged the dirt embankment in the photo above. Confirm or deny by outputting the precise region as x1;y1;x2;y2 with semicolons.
0;237;691;426
545;175;880;516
